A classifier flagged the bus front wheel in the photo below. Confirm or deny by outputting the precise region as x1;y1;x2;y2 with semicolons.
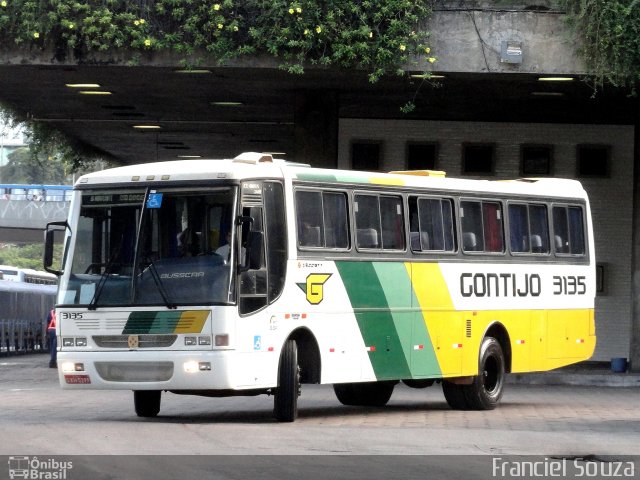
273;339;300;422
134;390;161;417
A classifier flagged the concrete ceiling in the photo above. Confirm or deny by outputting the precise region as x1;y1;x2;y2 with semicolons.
0;62;636;166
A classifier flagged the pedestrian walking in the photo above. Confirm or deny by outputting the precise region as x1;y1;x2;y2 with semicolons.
47;309;57;368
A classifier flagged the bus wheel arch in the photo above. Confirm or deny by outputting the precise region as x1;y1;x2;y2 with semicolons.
483;322;512;374
287;328;321;384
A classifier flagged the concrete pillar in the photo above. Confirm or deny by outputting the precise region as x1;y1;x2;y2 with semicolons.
294;90;338;168
631;122;640;372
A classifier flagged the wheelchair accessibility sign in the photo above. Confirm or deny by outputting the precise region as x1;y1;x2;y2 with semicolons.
253;335;261;350
146;192;163;209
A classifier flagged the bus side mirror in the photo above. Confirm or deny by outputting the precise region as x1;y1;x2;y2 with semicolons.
43;221;68;276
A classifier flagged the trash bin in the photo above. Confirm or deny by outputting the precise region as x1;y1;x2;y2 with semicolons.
611;357;628;373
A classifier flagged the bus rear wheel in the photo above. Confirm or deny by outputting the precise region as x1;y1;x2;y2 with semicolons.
134;390;161;417
333;381;395;407
442;337;505;411
464;336;505;410
273;339;300;422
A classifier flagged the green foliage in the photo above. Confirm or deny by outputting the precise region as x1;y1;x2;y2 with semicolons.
564;0;640;91
0;116;115;181
0;243;62;270
0;0;434;81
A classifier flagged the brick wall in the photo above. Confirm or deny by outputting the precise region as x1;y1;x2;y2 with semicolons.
338;118;634;361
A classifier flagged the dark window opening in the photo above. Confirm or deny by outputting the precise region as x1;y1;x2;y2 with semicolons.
407;143;437;170
352;142;381;171
521;145;552;176
577;145;610;177
462;144;495;175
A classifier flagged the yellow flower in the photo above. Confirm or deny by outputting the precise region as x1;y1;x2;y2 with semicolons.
33;32;39;39
288;8;294;14
303;28;309;35
0;1;7;7
213;4;220;10
134;20;140;26
233;26;238;31
296;7;301;13
369;31;373;38
424;47;430;54
217;23;223;29
68;23;75;29
139;19;145;25
399;44;406;51
144;39;151;47
315;26;321;33
427;57;436;64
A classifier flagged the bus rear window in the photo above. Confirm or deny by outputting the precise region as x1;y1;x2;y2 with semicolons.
553;205;585;256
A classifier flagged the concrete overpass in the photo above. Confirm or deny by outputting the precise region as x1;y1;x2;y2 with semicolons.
0;2;635;169
0;200;69;242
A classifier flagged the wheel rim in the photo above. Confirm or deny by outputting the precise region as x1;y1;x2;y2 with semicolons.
482;355;500;394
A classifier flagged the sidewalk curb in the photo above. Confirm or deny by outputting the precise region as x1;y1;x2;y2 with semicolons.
507;372;640;387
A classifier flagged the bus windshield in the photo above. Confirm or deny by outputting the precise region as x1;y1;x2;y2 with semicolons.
58;186;238;307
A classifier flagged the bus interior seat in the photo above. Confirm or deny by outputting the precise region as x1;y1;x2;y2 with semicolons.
357;228;379;248
463;232;478;251
530;234;543;253
554;235;566;253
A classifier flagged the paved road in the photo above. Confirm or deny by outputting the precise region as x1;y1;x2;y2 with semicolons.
0;354;638;479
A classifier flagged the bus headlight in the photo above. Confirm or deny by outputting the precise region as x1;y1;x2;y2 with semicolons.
61;362;84;373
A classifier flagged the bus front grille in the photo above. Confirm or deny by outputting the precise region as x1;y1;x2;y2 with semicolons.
95;361;174;382
93;335;178;348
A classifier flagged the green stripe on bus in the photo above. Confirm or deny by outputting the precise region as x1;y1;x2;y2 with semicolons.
335;262;412;380
123;311;182;334
296;173;372;184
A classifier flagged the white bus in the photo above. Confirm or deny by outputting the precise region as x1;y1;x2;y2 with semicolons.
0;266;57;285
44;152;595;421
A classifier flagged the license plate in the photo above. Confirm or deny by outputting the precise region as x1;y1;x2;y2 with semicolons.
64;374;91;384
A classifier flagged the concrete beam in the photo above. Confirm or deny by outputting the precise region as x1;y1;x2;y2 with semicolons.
424;9;584;74
0;200;69;231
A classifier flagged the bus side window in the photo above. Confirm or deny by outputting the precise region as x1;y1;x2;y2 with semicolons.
296;191;324;248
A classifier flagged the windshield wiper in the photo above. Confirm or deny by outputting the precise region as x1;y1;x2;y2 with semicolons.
87;259;119;311
142;256;176;309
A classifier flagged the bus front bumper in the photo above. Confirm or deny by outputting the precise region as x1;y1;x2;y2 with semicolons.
57;350;248;391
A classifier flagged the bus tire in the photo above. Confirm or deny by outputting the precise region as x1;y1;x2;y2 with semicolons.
463;337;505;410
273;339;300;422
442;381;469;410
333;381;395;407
134;390;161;417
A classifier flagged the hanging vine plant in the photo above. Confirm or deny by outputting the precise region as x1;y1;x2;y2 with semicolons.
564;0;640;92
0;0;436;82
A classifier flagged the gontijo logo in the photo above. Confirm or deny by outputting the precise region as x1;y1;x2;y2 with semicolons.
297;273;332;305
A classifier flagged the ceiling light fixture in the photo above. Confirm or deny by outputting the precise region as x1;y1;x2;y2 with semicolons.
531;92;565;97
133;125;162;129
177;155;202;158
174;69;211;74
537;77;574;82
78;91;112;95
66;83;101;88
210;101;244;107
410;73;446;79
